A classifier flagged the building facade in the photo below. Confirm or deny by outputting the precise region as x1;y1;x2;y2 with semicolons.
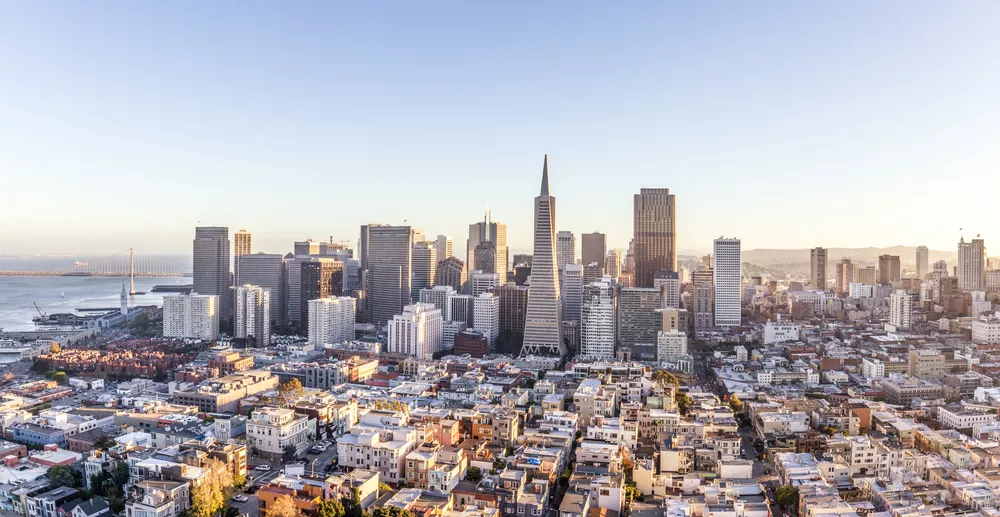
387;303;443;360
163;293;219;340
234;285;271;346
810;247;827;291
713;238;741;327
581;232;607;273
235;253;285;325
193;227;231;323
521;156;565;356
308;297;356;346
581;280;616;359
366;225;414;325
878;255;901;286
633;188;677;288
472;293;500;346
958;237;986;291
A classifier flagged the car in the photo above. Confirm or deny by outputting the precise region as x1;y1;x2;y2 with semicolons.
233;495;249;503
255;464;271;471
245;486;259;494
323;464;335;472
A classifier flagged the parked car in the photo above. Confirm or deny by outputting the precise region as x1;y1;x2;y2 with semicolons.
255;464;271;471
233;495;249;503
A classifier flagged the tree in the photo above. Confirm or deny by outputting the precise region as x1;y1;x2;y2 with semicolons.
466;467;483;482
651;370;679;388
94;434;117;450
52;372;68;385
283;444;298;462
317;498;345;517
775;486;799;509
676;392;692;415
344;488;364;517
269;495;299;517
48;465;78;489
378;482;393;494
49;343;61;354
276;379;305;407
222;507;241;517
190;459;233;517
728;395;743;414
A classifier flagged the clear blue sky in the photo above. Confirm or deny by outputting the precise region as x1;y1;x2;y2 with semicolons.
2;1;998;256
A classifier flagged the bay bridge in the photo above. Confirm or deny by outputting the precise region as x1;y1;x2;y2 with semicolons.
0;248;189;289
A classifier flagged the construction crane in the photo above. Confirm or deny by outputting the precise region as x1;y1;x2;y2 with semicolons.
32;302;46;323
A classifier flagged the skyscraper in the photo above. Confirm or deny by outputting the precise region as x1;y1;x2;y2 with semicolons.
234;230;252;284
435;257;467;293
521;156;565;356
604;250;623;281
581;232;607;272
236;253;285;325
618;287;660;354
916;246;929;279
495;283;528;337
471;271;500;297
556;231;576;274
308;297;356;346
856;264;877;286
889;289;913;330
810;247;828;290
581;279;616;359
878;255;901;286
654;271;681;309
712;238;741;327
193;227;231;323
835;258;855;295
300;259;344;325
163;293;219;340
294;239;321;256
467;211;508;285
433;235;453;262
411;241;437;301
366;225;413;325
419;286;456;319
472;292;500;346
561;264;584;325
633;188;677;287
958;237;986;291
387;303;443;360
234;285;271;346
691;268;714;334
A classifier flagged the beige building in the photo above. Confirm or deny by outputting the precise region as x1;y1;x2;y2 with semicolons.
246;407;313;457
171;370;278;413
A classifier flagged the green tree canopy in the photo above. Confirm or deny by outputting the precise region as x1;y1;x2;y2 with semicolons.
47;465;78;489
775;486;799;508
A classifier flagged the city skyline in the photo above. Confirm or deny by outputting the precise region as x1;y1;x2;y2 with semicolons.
2;2;999;255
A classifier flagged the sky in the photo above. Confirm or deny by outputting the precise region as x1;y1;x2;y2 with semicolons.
1;1;998;257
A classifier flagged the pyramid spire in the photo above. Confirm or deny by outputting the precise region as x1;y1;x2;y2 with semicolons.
540;154;550;196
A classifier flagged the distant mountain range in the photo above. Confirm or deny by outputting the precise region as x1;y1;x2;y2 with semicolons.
741;246;956;266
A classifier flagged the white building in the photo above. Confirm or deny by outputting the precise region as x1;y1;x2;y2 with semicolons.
656;329;687;362
972;291;993;317
470;271;500;297
763;321;800;344
712;238;742;327
958;237;986;292
556;231;576;274
471;293;500;346
916;246;929;279
849;283;874;299
937;406;997;431
308;297;356;346
163;293;219;340
581;279;616;359
388;303;443;360
655;273;682;309
888;289;912;331
419;286;456;321
972;314;1000;345
246;407;313;456
234;285;271;346
433;235;453;262
562;264;584;324
336;414;417;483
861;358;885;378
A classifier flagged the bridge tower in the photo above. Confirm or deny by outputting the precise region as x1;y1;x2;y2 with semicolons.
129;248;136;295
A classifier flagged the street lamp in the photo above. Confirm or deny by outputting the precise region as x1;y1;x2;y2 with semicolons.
311;458;318;477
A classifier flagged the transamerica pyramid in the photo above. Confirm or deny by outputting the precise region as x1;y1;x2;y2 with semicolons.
520;155;567;357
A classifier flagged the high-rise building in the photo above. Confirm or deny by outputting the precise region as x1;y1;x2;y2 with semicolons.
916;246;929;279
713;238;741;327
889;289;912;330
856;264;877;286
958;237;986;292
453;330;488;358
556;231;576;274
691;268;714;334
411;242;437;301
450;295;474;327
163;293;219;340
473;242;499;276
656;330;688;363
472;293;500;346
618;287;660;353
435;257;467;293
471;271;501;297
387;303;443;360
581;232;607;272
835;258;855;295
934;260;949;277
604;250;623;281
233;230;252;285
583;262;602;286
193;227;231;323
433;235;453;262
366;225;413;325
307;297;356;346
810;247;828;291
561;264;584;326
234;285;270;346
300;259;344;326
581;279;616;359
344;258;362;295
878;255;901;286
236;253;285;325
294;240;321;256
419;285;456;320
521;156;565;357
633;188;677;287
495;283;528;336
467;211;508;285
654;271;681;309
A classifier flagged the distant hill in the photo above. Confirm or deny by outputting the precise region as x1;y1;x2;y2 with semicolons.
742;246;955;266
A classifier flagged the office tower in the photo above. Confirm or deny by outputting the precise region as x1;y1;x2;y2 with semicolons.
888;289;912;330
849;283;874;299
934;260;949;277
810;247;828;290
434;235;453;261
453;330;488;358
835;258;855;295
163;293;219;340
236;253;285;325
581;232;607;272
878;255;901;286
233;230;251;284
656;308;689;362
307;297;356;346
618;287;660;352
450;295;474;327
193;227;231;323
972;291;992;316
472;293;500;346
435;257;467;293
473;242;498;275
556;231;576;273
467;210;508;285
633;188;677;287
521;156;565;356
583;263;602;285
471;271;500;297
367;225;413;325
856;264;877;286
561;264;584;326
691;268;714;334
654;271;681;309
712;238;741;327
442;321;467;349
234;285;271;346
604;250;623;280
581;279;616;359
655;307;689;334
344;258;361;294
358;225;373;271
495;283;529;336
300;259;344;325
958;237;986;292
513;265;531;286
412;241;437;301
916;246;929;279
387;303;443;360
285;255;305;326
419;285;456;320
294;239;321;256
